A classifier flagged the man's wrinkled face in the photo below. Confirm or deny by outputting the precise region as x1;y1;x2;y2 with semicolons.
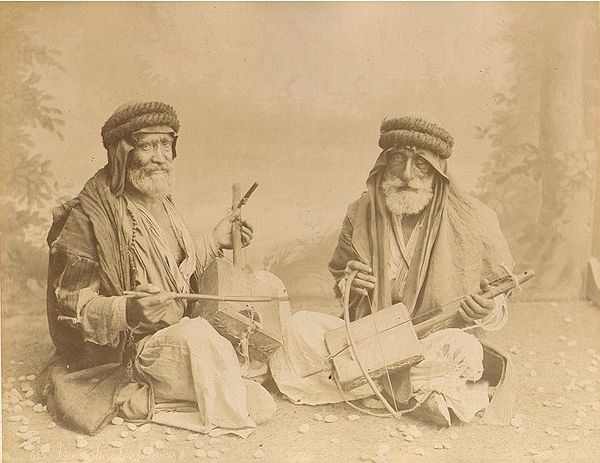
381;147;435;216
127;132;175;198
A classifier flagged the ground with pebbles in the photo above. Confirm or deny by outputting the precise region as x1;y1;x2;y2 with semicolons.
2;297;600;462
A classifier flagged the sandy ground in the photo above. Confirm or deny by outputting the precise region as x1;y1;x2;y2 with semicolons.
2;296;600;463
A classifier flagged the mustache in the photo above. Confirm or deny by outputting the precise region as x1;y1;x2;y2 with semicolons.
381;174;432;192
130;162;172;174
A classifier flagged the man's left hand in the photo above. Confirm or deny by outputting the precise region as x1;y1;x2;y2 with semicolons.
458;279;495;323
212;209;254;250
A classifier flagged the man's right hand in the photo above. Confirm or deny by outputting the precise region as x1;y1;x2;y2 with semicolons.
344;261;377;297
125;283;172;327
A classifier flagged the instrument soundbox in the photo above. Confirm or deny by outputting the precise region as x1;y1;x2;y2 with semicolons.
324;302;423;392
190;183;290;363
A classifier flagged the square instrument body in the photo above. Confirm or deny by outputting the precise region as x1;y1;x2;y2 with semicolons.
324;302;424;392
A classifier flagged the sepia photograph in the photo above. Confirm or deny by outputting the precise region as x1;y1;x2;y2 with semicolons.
1;1;599;462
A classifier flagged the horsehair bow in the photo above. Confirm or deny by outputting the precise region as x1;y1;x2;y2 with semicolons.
343;269;403;419
123;291;288;303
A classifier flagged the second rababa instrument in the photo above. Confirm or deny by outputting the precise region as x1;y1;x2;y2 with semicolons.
324;268;535;393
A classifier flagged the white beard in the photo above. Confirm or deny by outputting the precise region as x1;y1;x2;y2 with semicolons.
127;164;173;198
381;171;434;217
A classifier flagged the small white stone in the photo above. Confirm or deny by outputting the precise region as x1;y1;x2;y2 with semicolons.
142;446;155;456
110;441;123;448
566;434;580;442
24;390;35;399
165;428;175;435
13;404;23;413
253;449;264;459
111;416;124;426
139;423;151;433
324;414;339;423
509;345;520;354
126;423;137;431
47;422;56;429
207;450;221;459
8;376;16;383
574;418;583;427
298;423;311;434
40;443;51;453
330;438;340;444
415;448;425;456
155;440;165;450
389;430;399;438
33;403;44;413
510;416;523;427
18;425;29;433
195;449;207;458
120;430;129;438
76;439;88;448
347;414;360;421
563;317;573;323
22;443;35;452
21;416;30;425
26;374;36;381
433;443;444;450
313;413;324;421
194;440;205;449
409;428;423;439
187;433;200;441
404;434;414;442
396;423;407;432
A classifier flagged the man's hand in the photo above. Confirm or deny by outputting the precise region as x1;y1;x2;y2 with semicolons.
212;208;254;250
126;283;172;327
458;278;495;323
344;260;377;297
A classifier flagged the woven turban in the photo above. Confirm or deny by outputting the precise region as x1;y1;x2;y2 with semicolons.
101;101;180;149
378;117;454;159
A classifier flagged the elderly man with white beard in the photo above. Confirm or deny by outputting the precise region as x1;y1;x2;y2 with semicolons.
42;101;275;437
270;116;516;426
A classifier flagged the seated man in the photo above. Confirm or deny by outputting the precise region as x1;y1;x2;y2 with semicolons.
41;101;274;436
270;116;515;426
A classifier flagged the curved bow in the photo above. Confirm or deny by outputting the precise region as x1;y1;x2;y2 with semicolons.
343;269;403;419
